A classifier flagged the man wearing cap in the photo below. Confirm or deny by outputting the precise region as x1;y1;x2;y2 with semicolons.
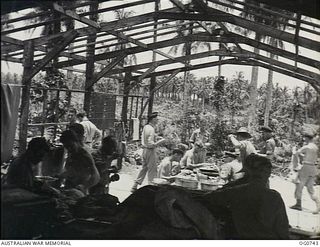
259;126;276;160
220;151;244;183
131;112;166;192
200;154;289;239
228;127;256;164
180;141;206;169
157;148;184;179
290;130;319;214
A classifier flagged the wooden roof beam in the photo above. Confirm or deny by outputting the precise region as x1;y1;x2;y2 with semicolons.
129;58;318;91
191;0;320;51
55;31;319;70
85;53;127;90
25;30;79;82
106;29;191;67
51;2;100;29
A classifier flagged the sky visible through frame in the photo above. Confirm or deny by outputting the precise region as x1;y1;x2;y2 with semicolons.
1;0;319;90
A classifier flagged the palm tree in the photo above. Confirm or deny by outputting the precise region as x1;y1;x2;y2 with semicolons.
239;1;293;129
168;20;213;142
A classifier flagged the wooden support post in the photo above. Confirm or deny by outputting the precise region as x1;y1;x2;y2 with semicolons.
84;3;98;113
129;96;134;119
140;69;181;119
148;0;160;117
135;96;139;118
121;72;132;125
40;89;48;136
19;41;34;154
53;90;60;138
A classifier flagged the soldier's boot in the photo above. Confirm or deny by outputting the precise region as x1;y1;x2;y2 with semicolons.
290;199;302;211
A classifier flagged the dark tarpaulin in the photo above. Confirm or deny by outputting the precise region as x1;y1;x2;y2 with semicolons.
1;83;21;163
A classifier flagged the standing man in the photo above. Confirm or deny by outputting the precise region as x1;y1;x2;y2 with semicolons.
290;130;319;214
259;126;276;160
131;112;165;192
228;127;256;164
76;111;102;149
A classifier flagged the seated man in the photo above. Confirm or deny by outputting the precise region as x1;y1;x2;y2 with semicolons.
201;154;289;239
220;151;244;183
59;130;100;195
180;141;206;169
157;148;184;179
6;137;51;192
90;136;120;195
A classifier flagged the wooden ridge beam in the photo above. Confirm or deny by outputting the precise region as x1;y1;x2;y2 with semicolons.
191;0;320;51
25;30;79;82
86;53;127;90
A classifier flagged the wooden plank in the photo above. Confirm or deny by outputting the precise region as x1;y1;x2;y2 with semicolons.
52;2;100;29
0;56;22;63
19;41;34;154
25;30;79;82
106;29;190;67
86;53;127;89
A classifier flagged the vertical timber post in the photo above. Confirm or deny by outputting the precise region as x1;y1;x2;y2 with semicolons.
147;0;160;117
19;40;34;154
84;2;98;113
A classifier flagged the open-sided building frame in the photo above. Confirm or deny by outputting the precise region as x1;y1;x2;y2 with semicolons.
1;0;320;152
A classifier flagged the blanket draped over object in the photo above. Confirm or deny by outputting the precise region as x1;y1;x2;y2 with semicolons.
1;84;21;163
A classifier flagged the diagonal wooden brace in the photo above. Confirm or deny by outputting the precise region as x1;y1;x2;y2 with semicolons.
24;30;79;82
86;53;127;90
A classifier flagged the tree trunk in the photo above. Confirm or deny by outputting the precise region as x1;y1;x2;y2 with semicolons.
248;33;260;131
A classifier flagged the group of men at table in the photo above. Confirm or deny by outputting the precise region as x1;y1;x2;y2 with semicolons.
131;112;320;214
131;112;277;190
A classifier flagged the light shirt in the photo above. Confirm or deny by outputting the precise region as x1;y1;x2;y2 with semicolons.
260;138;276;159
239;140;256;163
80;117;102;147
297;142;318;165
141;124;156;148
158;157;173;178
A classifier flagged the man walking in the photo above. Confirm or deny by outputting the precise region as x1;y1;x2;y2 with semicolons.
290;130;319;214
131;112;165;192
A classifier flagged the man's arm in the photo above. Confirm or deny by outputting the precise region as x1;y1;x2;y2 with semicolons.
228;134;242;148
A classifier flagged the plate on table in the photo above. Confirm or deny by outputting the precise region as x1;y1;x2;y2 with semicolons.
35;176;59;182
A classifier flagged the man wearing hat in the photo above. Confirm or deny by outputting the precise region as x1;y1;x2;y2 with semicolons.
290;130;319;214
228;127;256;164
131;112;166;192
258;126;276;160
200;153;289;239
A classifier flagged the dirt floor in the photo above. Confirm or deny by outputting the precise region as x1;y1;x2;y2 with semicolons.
109;164;320;235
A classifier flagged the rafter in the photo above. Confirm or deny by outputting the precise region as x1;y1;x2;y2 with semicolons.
25;30;79;82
